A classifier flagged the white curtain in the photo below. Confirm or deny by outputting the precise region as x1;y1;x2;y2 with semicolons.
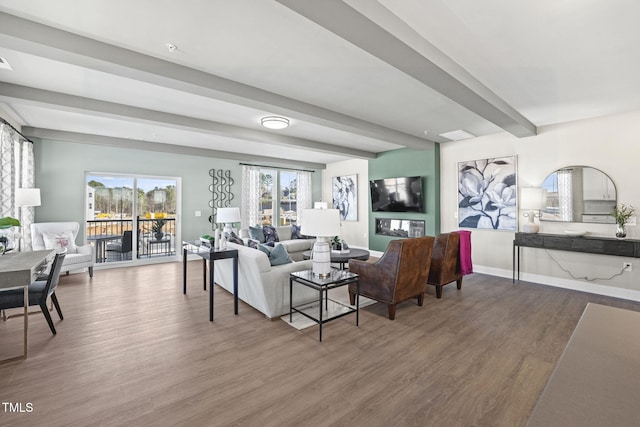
241;165;261;228
297;171;312;212
0;122;36;250
557;169;573;222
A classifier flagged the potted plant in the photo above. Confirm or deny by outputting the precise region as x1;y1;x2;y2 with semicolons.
152;218;166;240
611;204;635;239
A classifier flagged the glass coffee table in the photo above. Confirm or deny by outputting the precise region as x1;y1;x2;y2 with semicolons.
289;269;359;341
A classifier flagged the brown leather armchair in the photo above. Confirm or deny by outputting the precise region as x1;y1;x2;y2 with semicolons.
348;236;435;320
427;232;462;298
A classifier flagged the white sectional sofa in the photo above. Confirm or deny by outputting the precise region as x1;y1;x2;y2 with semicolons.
213;241;317;319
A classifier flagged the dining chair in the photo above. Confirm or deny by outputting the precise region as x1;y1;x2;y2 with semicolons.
0;250;67;334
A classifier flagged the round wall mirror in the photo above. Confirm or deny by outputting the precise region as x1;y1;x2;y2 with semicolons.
540;166;616;223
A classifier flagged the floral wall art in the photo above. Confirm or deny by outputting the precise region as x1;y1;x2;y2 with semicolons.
458;156;517;230
332;175;357;221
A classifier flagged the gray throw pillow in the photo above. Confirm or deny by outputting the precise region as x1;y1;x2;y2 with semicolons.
226;231;244;246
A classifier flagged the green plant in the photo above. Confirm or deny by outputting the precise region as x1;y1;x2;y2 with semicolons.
611;204;635;226
331;235;342;249
0;217;20;229
152;218;166;233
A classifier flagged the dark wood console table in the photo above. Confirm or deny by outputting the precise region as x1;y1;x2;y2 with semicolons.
513;232;640;282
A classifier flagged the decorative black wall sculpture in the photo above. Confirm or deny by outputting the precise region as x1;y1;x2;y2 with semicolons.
208;169;234;230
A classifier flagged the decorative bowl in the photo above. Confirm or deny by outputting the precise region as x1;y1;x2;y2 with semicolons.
564;230;586;237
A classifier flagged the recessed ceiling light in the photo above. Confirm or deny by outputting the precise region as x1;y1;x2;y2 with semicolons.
261;116;290;130
439;129;476;141
0;57;13;71
165;43;177;52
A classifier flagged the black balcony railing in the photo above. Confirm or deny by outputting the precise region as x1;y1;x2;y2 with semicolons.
86;217;176;263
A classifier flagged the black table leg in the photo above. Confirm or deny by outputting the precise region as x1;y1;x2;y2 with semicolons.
289;277;293;323
233;256;239;315
319;286;323;342
209;260;214;322
203;258;207;290
356;279;359;327
183;248;187;294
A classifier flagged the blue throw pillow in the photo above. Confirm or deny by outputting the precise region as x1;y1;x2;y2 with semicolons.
269;244;293;266
249;225;265;243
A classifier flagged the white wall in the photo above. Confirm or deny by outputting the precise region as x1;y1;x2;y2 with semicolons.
440;110;640;301
322;159;369;248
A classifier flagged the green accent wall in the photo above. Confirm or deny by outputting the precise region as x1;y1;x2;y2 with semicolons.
33;138;322;243
368;146;440;251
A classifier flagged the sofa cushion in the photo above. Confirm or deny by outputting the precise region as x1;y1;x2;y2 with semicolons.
257;243;293;266
280;239;315;254
226;231;244;245
291;225;312;239
249;225;265;243
270;244;293;266
42;231;77;254
263;225;279;244
276;225;292;241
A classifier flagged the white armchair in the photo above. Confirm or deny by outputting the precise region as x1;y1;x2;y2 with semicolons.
31;222;95;278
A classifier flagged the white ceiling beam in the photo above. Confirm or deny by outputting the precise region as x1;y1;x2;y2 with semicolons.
0;11;433;149
21;128;327;170
276;0;537;138
0;82;376;159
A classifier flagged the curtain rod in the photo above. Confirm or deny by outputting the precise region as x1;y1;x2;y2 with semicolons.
239;162;315;173
0;117;33;143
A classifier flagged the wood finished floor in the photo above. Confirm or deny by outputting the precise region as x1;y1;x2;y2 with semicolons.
1;261;640;427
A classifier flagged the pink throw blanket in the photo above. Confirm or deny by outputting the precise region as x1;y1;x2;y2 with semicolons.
454;230;473;275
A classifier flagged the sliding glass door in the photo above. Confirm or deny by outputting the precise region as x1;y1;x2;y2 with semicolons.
85;173;179;265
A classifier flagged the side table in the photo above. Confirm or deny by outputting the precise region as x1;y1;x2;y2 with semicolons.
182;241;238;321
289;269;359;341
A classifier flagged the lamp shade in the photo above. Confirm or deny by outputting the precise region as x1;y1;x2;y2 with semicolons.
520;187;544;210
301;208;341;237
15;188;41;207
216;207;241;224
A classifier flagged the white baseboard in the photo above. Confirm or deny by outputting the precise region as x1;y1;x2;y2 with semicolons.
474;264;640;302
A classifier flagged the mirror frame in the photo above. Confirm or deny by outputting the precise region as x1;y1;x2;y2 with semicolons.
540;166;617;224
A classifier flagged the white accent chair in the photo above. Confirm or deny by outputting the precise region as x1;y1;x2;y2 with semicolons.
31;222;95;278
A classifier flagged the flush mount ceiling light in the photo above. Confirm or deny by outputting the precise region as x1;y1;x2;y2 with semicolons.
261;116;290;130
439;129;476;141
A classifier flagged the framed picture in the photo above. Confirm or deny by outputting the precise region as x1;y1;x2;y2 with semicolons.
332;175;357;221
457;156;517;231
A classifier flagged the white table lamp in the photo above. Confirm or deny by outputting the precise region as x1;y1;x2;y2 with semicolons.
301;208;341;278
216;207;241;235
521;187;544;233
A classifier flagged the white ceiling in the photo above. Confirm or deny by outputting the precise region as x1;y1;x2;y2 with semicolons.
0;0;639;168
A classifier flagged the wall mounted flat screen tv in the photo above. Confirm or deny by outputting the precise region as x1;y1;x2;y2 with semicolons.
370;176;424;212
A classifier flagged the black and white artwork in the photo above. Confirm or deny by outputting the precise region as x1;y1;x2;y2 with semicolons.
458;156;517;231
332;175;357;221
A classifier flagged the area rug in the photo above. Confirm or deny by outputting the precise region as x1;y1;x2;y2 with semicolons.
281;287;376;330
